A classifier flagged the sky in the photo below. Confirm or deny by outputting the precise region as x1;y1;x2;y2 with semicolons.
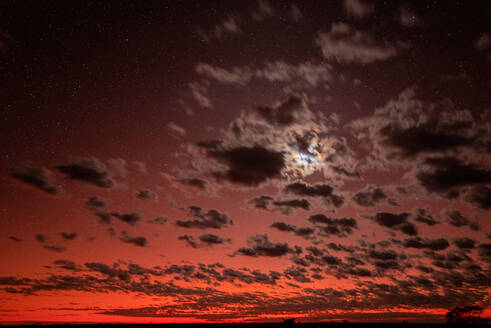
0;0;490;324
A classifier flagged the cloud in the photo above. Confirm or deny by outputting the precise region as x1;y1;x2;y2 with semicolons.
284;182;344;208
188;96;356;185
444;210;479;231
111;212;142;225
254;96;307;127
465;185;491;210
56;158;115;188
453;238;476;249
178;235;199;248
199;234;231;245
43;245;66;252
197;15;241;42
352;186;388;207
107;158;127;178
167;122;187;138
413;208;439;226
371;212;417;235
403;237;450;251
196;63;252;86
147;216;169;225
189;81;212;108
255;61;331;88
475;33;491;51
137;189;158;201
9;166;61;196
249;195;310;214
236;234;292;257
53;260;79;271
270;222;314;237
85;196;107;210
60;232;77;240
176;206;233;229
35;234;47;243
207;146;285;186
252;0;276;21
343;0;374;18
289;4;303;22
315;23;398;64
307;214;357;237
477;243;491;262
177;178;207;190
7;236;22;242
119;231;147;247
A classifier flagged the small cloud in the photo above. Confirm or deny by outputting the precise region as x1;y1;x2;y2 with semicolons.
197;15;241;42
475;33;491;51
56;158;115;188
137;189;158;201
178;234;199;248
343;0;374;18
9;166;61;196
60;232;77;240
289;4;304;22
315;23;398;64
120;231;147;247
167;122;187;138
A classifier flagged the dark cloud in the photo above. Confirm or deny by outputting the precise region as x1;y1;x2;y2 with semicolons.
178;235;199;248
273;199;310;211
35;234;47;243
53;260;79;271
270;222;314;237
56;158;115;188
453;238;476;249
111;212;142;226
177;178;207;190
371;212;417;235
445;210;480;231
43;245;66;252
465;185;491;210
60;232;77;240
136;189;158;201
148;216;169;225
380;124;475;158
308;214;357;237
404;237;450;251
199;234;230;245
119;231;147;247
413;208;439;226
417;157;491;197
96;211;112;224
9;166;61;196
176;206;233;229
236;234;292;257
207;146;285;186
85;196;107;209
352;186;387;207
284;266;311;283
249;195;274;209
7;236;22;242
477;243;491;262
248;195;310;214
284;182;344;208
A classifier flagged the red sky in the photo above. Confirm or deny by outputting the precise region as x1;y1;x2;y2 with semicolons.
0;0;490;323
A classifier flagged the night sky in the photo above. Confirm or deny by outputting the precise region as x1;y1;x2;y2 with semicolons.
1;0;490;324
